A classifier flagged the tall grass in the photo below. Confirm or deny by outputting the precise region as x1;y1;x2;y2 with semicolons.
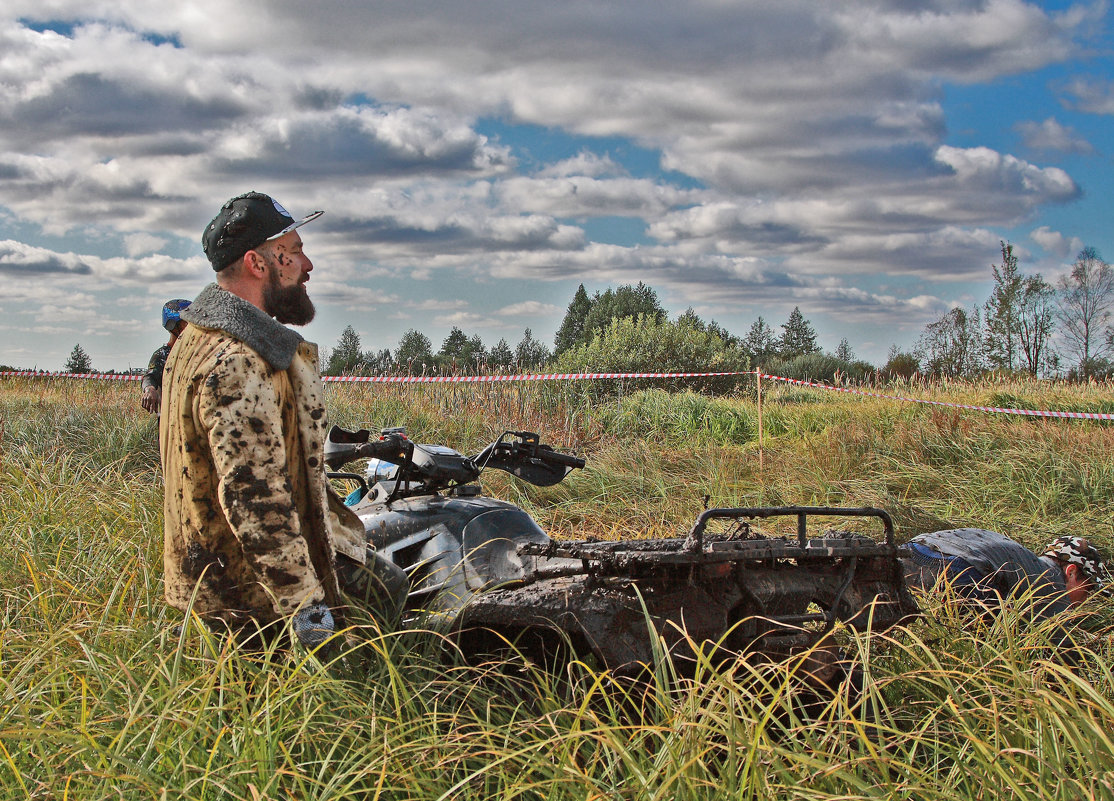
1;375;1112;799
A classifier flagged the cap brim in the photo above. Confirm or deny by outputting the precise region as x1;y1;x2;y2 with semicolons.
265;209;324;242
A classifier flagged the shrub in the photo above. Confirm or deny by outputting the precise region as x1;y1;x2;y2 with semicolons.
548;314;750;395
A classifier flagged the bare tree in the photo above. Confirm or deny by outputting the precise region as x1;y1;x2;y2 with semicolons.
1055;247;1114;378
917;306;983;377
834;338;855;362
1016;274;1056;377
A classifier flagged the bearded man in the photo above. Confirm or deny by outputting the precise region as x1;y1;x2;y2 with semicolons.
160;191;391;652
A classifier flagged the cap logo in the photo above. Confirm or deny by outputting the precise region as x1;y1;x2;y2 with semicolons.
272;199;293;220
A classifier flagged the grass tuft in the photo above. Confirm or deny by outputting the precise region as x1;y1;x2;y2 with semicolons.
1;375;1112;798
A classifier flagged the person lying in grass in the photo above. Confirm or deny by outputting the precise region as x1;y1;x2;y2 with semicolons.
899;529;1110;619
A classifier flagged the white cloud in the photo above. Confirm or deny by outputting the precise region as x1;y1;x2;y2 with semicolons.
496;300;561;317
0;2;1105;367
435;311;498;329
123;232;167;256
1015;118;1095;154
497;174;698;220
0;238;206;282
536;152;626;179
1030;225;1084;259
1060;77;1114;115
409;299;468;311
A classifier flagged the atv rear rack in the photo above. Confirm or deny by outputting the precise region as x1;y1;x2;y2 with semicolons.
464;506;917;671
518;505;897;574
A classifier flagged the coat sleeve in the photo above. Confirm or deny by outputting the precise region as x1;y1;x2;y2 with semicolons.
142;345;168;392
197;349;326;616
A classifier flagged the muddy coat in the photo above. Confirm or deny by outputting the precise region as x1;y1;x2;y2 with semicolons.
160;282;365;626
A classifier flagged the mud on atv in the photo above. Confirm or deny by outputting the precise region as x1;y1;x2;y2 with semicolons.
325;426;918;683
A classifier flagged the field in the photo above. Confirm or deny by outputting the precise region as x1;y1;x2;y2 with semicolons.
2;375;1113;800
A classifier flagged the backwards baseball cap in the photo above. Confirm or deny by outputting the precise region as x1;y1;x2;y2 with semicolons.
202;191;323;271
1043;535;1112;594
162;299;191;333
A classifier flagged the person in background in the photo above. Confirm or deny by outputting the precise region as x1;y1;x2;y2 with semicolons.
140;299;191;413
160;191;402;654
899;528;1109;621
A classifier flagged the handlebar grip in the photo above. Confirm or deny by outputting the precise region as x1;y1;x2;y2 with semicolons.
539;448;585;469
360;434;410;463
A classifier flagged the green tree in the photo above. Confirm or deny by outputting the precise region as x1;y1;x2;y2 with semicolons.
1055;246;1114;379
777;307;820;358
983;241;1023;371
64;343;93;373
554;284;592;354
514;328;551;369
581;282;666;344
550;314;749;393
365;348;393;373
437;327;470;367
676;307;704;330
742;316;777;364
436;328;487;370
467;334;487;366
395;329;433;371
489;338;514;367
676;308;740;346
834;338;855;363
882;345;920;379
325;325;364;375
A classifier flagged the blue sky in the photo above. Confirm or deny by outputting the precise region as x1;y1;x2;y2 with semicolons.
0;1;1112;370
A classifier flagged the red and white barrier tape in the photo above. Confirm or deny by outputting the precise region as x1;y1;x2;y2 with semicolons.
760;373;1114;421
0;370;142;381
0;369;741;383
3;368;1109;420
320;370;746;383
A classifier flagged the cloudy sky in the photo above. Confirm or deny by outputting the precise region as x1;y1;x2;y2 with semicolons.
2;0;1112;371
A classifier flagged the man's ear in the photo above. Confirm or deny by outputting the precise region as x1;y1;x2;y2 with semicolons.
243;249;268;278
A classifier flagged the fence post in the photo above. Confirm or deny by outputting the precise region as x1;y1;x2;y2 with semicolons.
756;368;764;473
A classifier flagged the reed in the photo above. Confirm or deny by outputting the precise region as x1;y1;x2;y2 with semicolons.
1;375;1111;799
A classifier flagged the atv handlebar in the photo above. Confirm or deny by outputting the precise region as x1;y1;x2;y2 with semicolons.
326;425;583;492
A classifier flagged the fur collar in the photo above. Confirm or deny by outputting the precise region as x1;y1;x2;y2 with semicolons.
181;283;304;370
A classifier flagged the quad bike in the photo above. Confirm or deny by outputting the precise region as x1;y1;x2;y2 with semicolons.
325;426;918;679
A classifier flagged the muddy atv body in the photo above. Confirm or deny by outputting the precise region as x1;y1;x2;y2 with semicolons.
326;427;917;675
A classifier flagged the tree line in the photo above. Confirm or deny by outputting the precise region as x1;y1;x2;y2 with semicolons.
323;245;1114;385
322;280;850;384
38;244;1112;382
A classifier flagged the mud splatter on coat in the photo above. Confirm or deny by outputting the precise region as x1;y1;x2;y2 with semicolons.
160;283;365;626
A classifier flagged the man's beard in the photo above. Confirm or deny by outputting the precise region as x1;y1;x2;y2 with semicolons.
263;268;315;325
